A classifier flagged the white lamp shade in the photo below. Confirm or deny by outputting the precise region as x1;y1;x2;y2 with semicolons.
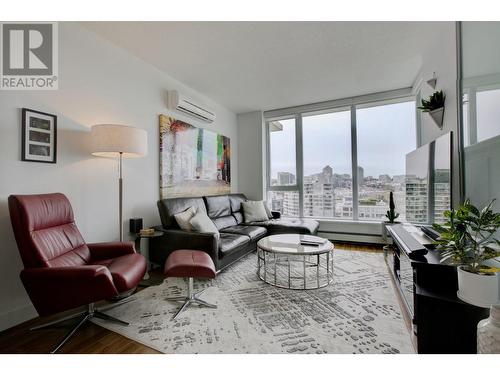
90;124;147;158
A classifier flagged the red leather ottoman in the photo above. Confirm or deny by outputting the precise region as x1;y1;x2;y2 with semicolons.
164;250;217;319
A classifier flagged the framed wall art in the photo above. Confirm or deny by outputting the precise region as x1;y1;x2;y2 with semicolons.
159;114;230;198
21;108;57;163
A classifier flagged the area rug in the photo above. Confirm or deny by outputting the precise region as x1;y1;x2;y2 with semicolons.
94;249;414;354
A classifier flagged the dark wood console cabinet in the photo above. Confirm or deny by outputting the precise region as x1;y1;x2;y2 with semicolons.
386;225;489;354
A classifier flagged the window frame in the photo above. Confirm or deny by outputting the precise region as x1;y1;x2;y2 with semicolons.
265;88;417;221
462;73;500;147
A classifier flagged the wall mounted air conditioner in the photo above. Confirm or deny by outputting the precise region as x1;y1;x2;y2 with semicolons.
167;90;216;123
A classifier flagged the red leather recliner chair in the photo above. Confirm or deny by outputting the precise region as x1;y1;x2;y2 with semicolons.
8;193;147;353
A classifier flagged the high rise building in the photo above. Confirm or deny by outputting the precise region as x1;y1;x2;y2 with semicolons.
277;172;296;185
406;175;428;223
357;166;364;183
434;169;451;224
303;166;335;217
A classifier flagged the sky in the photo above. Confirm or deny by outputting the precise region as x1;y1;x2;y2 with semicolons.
270;101;417;179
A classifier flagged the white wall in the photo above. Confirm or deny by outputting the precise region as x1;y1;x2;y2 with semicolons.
415;22;460;207
0;22;238;331
237;111;265;200
461;22;500;211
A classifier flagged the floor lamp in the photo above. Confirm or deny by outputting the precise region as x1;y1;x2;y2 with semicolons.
90;124;148;241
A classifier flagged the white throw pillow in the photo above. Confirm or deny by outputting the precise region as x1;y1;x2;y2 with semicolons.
189;211;219;237
174;206;197;231
242;201;269;223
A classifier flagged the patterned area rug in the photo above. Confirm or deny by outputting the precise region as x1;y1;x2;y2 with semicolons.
94;249;414;354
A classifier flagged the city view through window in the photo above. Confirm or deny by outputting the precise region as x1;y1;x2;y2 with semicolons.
268;101;417;222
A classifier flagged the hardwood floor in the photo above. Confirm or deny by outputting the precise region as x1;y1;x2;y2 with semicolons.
0;242;399;354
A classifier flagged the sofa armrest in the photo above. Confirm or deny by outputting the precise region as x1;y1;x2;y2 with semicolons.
271;211;281;219
20;266;118;316
149;227;219;269
87;241;136;260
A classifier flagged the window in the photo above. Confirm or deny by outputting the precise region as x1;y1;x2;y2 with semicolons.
266;95;417;222
267;190;300;217
476;88;500;143
269;119;296;186
302;110;352;219
356;102;416;221
463;86;500;146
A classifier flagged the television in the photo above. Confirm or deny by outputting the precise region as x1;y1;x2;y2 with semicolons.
405;132;452;224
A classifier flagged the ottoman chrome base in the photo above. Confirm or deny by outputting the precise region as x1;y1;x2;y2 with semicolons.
166;277;217;320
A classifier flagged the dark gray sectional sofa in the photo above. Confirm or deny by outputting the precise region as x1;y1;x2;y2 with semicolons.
149;193;319;271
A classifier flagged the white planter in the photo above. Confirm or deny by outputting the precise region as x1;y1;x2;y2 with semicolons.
457;266;500;308
429;107;444;129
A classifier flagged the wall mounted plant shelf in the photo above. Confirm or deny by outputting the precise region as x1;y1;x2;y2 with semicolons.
418;90;445;129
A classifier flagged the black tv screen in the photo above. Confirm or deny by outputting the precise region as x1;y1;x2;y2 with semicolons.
405;132;452;224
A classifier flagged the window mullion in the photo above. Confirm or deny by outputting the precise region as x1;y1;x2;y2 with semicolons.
296;114;304;217
350;105;359;220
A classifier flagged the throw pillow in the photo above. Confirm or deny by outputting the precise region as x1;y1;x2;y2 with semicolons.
189;211;219;237
242;200;269;223
174;206;197;231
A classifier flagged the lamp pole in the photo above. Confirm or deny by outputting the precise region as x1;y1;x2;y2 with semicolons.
119;151;123;242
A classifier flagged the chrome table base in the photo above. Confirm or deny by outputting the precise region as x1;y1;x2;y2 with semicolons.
166;277;217;320
257;248;334;290
30;297;134;354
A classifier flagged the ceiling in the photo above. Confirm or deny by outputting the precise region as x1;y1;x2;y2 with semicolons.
82;22;442;114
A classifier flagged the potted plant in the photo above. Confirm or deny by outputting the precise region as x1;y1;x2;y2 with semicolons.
418;90;445;129
433;199;500;307
382;191;400;244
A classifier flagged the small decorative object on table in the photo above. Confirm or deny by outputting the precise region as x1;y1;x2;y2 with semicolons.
139;228;155;236
21;108;57;163
477;305;500;354
433;199;500;308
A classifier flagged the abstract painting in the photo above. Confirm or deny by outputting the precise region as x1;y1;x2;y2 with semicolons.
159;115;230;199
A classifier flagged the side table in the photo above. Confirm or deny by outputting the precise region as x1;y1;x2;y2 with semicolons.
134;230;164;286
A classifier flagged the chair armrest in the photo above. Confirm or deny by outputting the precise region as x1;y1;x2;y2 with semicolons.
20;266;118;316
271;211;281;219
87;241;136;260
149;227;219;269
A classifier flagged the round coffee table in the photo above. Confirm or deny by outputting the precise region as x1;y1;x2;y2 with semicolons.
257;234;334;290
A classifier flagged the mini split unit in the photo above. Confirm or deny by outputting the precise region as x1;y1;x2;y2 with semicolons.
167;90;216;123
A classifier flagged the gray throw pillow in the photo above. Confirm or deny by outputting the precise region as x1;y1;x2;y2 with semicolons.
174;206;197;231
189;211;219;237
242;200;269;223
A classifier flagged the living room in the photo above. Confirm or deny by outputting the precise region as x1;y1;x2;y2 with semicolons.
1;0;499;372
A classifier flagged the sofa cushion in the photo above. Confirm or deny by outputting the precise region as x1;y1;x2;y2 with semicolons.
220;225;267;240
233;212;244;224
247;218;319;235
157;197;207;229
204;195;231;219
212;215;238;230
228;193;247;213
218;233;250;258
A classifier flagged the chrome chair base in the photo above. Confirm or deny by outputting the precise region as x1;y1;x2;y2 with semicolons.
30;297;135;354
166;277;217;320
